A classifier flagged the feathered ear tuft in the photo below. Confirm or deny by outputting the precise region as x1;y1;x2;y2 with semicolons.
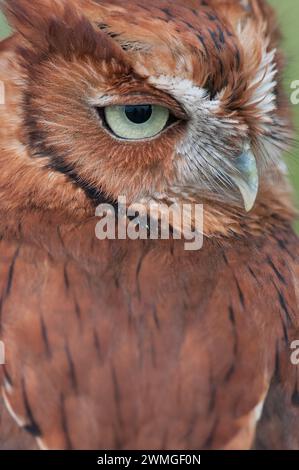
2;0;66;48
211;0;281;47
2;0;129;65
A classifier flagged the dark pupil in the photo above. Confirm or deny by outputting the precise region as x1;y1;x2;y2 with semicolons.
125;105;152;124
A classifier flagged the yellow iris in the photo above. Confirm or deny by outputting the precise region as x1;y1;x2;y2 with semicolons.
104;104;170;140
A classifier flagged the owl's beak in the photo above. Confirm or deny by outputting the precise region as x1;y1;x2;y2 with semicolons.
231;145;259;212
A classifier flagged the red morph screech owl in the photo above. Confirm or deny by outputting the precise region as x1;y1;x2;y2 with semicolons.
0;0;299;450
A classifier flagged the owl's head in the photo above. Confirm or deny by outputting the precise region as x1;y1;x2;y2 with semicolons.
0;0;294;233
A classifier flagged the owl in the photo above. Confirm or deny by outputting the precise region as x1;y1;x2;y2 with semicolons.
0;0;299;451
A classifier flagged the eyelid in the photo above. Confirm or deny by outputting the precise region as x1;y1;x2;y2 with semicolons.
90;93;188;121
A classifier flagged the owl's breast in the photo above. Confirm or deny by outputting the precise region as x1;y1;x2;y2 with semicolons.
0;223;298;450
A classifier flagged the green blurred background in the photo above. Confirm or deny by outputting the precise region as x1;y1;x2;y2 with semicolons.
0;1;299;209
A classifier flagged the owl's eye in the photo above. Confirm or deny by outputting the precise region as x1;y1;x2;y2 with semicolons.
103;104;171;140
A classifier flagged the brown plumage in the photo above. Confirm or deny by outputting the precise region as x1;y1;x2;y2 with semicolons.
0;0;298;450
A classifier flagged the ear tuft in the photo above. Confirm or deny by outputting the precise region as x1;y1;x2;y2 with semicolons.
2;0;67;48
2;0;129;65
